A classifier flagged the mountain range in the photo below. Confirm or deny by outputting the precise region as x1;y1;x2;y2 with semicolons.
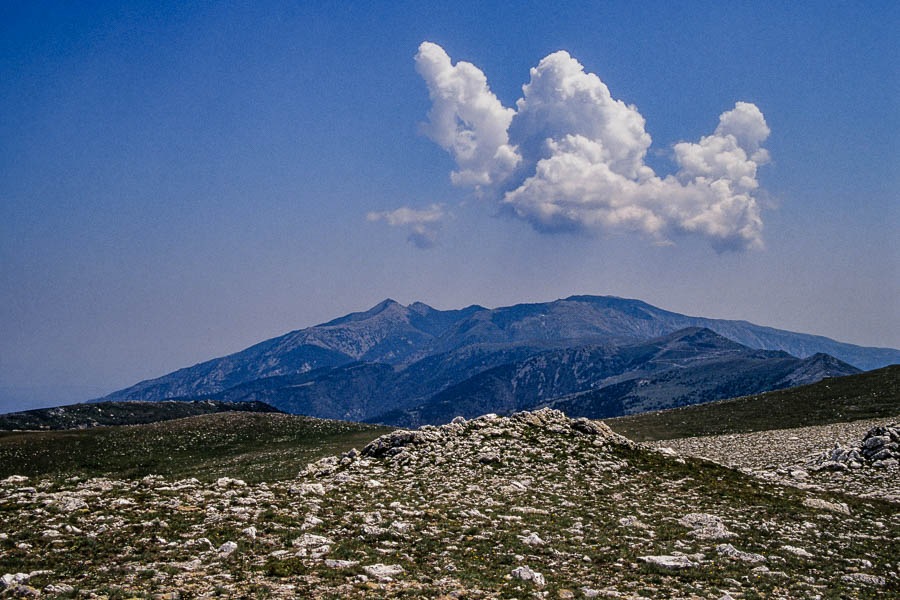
91;295;895;423
368;328;860;426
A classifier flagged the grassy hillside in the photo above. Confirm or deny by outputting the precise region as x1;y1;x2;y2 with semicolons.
0;412;391;482
2;409;896;597
605;364;900;441
0;399;281;430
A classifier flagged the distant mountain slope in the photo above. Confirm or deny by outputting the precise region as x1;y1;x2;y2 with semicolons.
605;365;900;442
190;342;552;421
372;329;861;427
0;399;280;431
96;295;900;404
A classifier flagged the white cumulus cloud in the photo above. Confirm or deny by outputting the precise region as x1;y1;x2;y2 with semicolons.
367;203;448;249
415;42;521;188
415;42;772;251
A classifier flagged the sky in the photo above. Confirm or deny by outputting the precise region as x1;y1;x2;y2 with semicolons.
1;1;898;411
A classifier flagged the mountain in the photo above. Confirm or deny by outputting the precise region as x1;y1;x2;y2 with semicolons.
371;328;861;426
604;364;900;442
0;399;281;431
95;295;899;406
183;341;551;422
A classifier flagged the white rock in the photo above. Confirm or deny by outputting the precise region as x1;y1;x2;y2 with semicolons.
363;563;404;581
302;514;324;530
215;477;246;488
638;554;697;569
618;516;649;529
841;573;886;586
781;545;813;558
716;543;766;563
242;526;257;540
1;573;30;589
803;498;851;515
510;565;546;586
195;537;214;549
293;483;326;496
518;532;545;546
679;513;733;539
292;533;332;548
217;541;238;556
44;584;75;594
0;475;28;485
324;559;359;569
391;521;413;533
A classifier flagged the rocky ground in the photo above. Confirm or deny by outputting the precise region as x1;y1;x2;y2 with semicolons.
1;409;898;599
652;417;900;503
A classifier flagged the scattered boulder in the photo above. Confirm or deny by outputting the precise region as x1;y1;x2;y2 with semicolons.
362;563;404;581
477;451;501;464
716;543;766;564
511;565;546;586
780;545;813;558
679;513;733;539
638;554;698;569
807;424;899;471
841;572;886;586
803;497;851;515
324;559;359;569
215;477;246;488
518;532;545;546
1;573;30;590
217;541;238;556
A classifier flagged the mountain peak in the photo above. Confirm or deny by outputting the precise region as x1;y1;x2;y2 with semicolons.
318;298;406;327
408;301;436;314
370;298;402;312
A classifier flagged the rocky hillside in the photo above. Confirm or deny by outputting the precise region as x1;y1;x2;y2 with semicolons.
654;416;900;504
372;328;860;426
0;399;280;431
95;295;900;404
1;409;896;597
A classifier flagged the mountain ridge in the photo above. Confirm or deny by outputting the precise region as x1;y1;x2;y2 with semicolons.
369;328;861;427
95;295;900;405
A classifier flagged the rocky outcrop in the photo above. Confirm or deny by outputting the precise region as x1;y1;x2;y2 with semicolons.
807;423;899;471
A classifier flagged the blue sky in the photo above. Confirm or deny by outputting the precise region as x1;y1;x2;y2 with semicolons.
1;1;898;410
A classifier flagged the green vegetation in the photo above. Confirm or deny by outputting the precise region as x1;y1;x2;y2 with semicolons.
0;399;281;431
0;412;391;483
605;365;900;441
0;410;896;597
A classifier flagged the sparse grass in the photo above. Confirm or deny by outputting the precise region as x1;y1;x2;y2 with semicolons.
0;412;391;482
1;410;896;597
0;399;282;431
605;365;900;441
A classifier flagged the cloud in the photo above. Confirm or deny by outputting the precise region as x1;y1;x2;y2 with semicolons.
415;42;772;251
367;203;447;248
415;42;520;188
